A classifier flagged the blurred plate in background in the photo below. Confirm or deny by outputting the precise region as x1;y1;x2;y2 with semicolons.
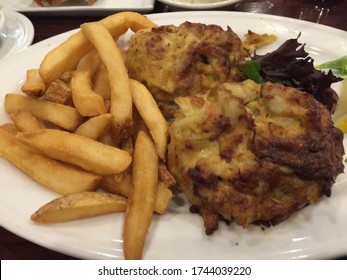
0;10;34;60
0;0;155;16
158;0;241;10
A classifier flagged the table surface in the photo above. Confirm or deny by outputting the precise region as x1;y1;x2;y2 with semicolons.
1;0;346;260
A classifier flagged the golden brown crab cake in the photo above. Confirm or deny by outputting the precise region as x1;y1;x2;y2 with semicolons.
125;21;246;119
168;79;344;234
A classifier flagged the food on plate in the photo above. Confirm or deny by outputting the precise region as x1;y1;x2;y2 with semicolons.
153;182;174;214
39;12;157;85
243;35;343;113
334;79;347;121
242;30;277;54
335;114;347;133
92;65;111;100
123;131;159;260
130;79;169;161
316;54;347;75
124;19;344;234
31;192;127;224
0;128;101;195
34;0;96;6
0;123;20;135
159;161;177;188
81;21;132;143
9;110;46;132
99;174;173;214
5;93;84;131
44;78;72;105
0;12;173;260
168;80;344;234
0;10;344;259
21;69;46;98
16;129;132;175
74;113;113;139
125;21;246;119
334;79;347;132
71;50;106;117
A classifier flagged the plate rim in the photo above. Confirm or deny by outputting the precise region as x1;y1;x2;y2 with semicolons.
157;0;241;10
149;10;347;35
0;0;155;16
1;10;347;260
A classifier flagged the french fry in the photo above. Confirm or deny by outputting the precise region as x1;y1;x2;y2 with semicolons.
159;161;176;188
100;174;132;198
104;99;111;113
0;128;101;195
39;12;157;84
5;94;84;131
120;135;134;155
81;21;132;143
9;110;46;132
132;106;151;137
31;192;127;224
71;51;106;116
74;113;112;140
93;64;111;100
21;69;47;98
155;181;173;215
59;71;74;83
16;129;132;175
98;125;116;147
1;12;177;260
122;131;158;260
39;31;93;85
76;50;101;72
130;79;168;161
0;123;20;135
99;175;173;215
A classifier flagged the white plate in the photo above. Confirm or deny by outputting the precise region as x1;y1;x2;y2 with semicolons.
158;0;240;10
1;0;155;16
1;11;347;260
0;10;34;60
0;8;5;31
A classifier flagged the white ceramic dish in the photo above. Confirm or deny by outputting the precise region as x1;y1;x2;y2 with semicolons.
0;10;34;60
0;0;155;16
158;0;241;10
1;11;347;260
0;8;5;32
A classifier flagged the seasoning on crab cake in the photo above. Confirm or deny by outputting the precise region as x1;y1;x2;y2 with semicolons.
125;21;344;234
168;80;344;234
125;21;247;119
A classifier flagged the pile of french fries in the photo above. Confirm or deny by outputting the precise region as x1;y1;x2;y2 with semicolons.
0;12;176;260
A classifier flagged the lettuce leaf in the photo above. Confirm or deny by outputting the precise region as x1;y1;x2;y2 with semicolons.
316;55;347;75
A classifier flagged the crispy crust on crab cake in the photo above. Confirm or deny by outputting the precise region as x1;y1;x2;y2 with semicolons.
167;79;344;234
125;21;246;119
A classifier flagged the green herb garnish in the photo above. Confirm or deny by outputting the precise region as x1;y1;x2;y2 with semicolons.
242;61;264;83
316;55;347;75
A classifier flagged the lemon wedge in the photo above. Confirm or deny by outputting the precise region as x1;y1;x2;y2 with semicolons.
333;78;347;123
335;114;347;133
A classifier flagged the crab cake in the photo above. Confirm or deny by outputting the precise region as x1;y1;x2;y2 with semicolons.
125;21;246;119
168;80;344;234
